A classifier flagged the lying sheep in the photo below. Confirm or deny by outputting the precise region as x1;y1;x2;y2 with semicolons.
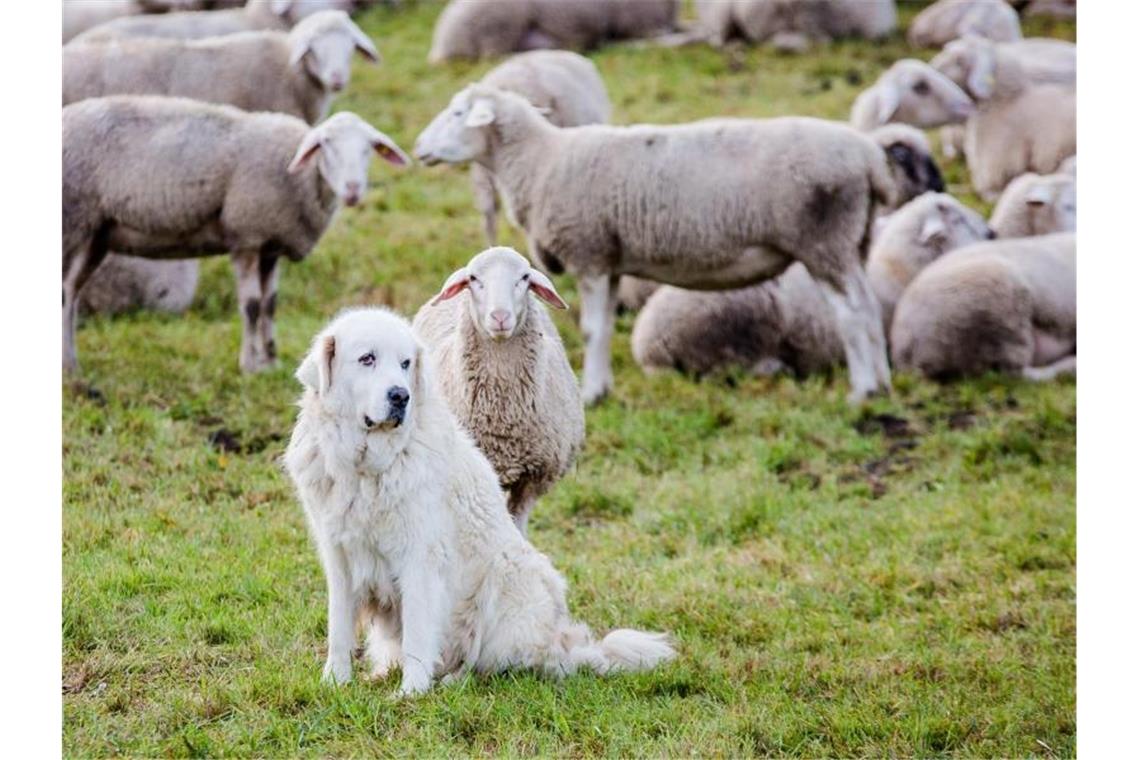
64;11;377;125
473;51;611;245
72;0;354;42
849;59;974;132
63;1;207;43
78;257;199;317
932;34;1076;199
989;171;1076;238
416;85;902;404
695;0;896;50
63;95;409;374
413;247;584;534
891;233;1075;381
907;0;1021;48
428;0;678;62
630;193;992;379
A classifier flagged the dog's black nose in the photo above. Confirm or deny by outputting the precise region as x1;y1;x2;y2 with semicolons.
387;386;409;407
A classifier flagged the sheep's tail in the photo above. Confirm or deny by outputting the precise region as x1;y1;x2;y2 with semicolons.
549;623;676;677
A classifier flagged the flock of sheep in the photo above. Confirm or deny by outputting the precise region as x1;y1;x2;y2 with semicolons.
62;0;1075;524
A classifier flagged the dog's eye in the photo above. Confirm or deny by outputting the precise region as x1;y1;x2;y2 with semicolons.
400;359;411;370
359;353;375;367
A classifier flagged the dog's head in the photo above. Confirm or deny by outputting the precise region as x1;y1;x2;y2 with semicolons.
297;308;425;443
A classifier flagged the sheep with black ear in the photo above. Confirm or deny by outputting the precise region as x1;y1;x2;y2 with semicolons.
78;257;200;317
891;233;1075;381
930;34;1075;199
65;11;379;125
989;171;1075;238
695;0;896;50
472;50;611;245
630;193;992;379
72;0;354;42
907;0;1021;48
63;95;409;375
413;247;584;535
850;59;975;132
416;85;902;405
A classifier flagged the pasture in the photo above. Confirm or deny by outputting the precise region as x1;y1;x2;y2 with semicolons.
63;2;1077;756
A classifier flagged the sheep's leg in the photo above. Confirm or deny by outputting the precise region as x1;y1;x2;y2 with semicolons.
1022;356;1076;382
819;267;891;404
231;252;269;373
257;253;281;366
507;480;541;536
62;233;109;374
471;165;499;246
578;274;619;406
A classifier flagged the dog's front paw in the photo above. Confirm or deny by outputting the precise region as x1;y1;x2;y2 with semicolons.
395;671;432;698
321;657;352;685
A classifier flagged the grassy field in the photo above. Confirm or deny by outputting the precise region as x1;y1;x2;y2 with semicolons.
63;2;1077;756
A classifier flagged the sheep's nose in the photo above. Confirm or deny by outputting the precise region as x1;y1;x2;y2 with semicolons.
330;76;345;92
343;182;361;206
387;386;409;407
490;309;511;329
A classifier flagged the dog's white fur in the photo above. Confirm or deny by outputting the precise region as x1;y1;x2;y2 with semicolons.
284;308;675;695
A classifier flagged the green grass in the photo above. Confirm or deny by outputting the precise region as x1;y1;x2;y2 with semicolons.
63;2;1076;756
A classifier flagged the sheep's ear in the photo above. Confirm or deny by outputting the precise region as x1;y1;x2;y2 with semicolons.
297;334;335;395
288;131;323;174
431;267;470;305
966;50;996;99
288;34;312;67
527;268;569;309
364;125;410;167
919;213;947;244
270;0;294;17
875;83;900;125
351;26;381;63
1025;184;1052;207
465;98;496;128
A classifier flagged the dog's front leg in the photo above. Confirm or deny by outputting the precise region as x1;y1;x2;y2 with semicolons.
396;556;447;697
320;542;356;685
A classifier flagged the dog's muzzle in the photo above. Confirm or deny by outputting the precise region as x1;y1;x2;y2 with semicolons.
365;385;410;431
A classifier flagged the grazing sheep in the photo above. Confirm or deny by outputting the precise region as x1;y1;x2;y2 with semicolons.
988;171;1076;238
694;0;896;50
891;233;1075;380
931;35;1075;199
631;193;991;379
849;59;975;132
63;95;409;374
1022;0;1076;19
427;0;679;62
416;85;901;404
64;11;379;125
63;1;208;43
72;0;355;43
472;51;611;245
413;247;584;534
907;0;1021;48
78;257;199;317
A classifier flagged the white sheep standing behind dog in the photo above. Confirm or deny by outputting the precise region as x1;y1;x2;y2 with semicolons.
413;247;584;534
473;51;611;245
72;0;354;42
415;85;901;405
849;59;975;133
891;233;1075;381
64;10;379;125
930;34;1075;199
695;0;896;51
907;0;1021;48
989;171;1076;239
630;193;992;379
63;95;409;374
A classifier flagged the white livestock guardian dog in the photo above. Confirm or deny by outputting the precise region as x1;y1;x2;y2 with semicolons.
284;308;675;695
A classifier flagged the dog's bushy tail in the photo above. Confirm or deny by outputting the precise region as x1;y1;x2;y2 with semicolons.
551;623;676;676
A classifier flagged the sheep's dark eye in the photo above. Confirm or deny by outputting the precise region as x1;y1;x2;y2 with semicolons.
913;80;930;96
359;353;375;367
400;359;411;370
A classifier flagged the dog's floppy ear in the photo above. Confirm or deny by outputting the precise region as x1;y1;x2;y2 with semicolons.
297;334;336;395
431;267;470;305
527;268;568;309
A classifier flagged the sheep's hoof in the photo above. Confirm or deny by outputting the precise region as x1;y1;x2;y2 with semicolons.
581;385;611;407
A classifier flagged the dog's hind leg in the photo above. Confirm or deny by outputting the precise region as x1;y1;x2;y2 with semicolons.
363;601;403;681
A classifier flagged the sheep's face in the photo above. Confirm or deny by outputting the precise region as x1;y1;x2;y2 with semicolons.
878;60;975;128
289;12;380;94
931;36;996;100
288;112;409;207
1024;177;1077;235
430;247;568;341
414;88;494;166
916;194;994;256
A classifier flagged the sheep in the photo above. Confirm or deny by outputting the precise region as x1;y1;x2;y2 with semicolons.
988;171;1076;238
618;122;946;317
695;0;897;50
412;247;585;534
63;95;409;375
907;0;1021;48
930;35;1076;199
849;59;975;133
890;233;1075;381
63;1;210;43
1058;155;1076;176
630;193;992;379
78;257;199;317
71;0;355;43
1022;0;1076;20
64;11;378;125
472;50;611;245
427;0;679;62
415;85;902;404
